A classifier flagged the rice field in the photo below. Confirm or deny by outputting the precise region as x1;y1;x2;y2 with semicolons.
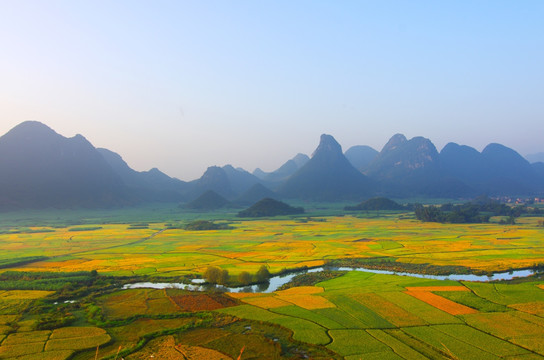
219;271;544;359
1;215;543;277
0;209;543;359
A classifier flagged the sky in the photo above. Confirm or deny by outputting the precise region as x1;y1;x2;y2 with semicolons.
1;1;543;181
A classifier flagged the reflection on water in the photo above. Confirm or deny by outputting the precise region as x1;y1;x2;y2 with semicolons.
124;266;535;293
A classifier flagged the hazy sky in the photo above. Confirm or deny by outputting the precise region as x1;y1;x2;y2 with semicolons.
1;1;543;181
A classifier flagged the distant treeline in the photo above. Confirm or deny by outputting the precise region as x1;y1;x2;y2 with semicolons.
414;200;541;224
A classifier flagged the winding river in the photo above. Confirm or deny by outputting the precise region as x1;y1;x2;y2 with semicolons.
123;266;536;293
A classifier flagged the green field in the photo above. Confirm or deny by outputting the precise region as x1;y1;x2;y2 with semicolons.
0;205;543;359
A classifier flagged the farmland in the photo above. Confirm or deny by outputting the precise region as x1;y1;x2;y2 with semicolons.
0;205;543;359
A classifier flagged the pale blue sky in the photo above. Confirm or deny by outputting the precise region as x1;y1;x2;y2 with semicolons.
1;1;543;180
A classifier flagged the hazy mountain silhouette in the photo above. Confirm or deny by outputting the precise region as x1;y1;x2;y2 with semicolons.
235;183;278;205
222;165;262;194
0;121;132;209
188;166;235;200
441;142;542;195
185;190;229;210
533;162;544;181
98;148;187;201
526;152;544;164
2;121;542;208
344;145;378;171
253;153;309;183
279;134;373;201
366;134;471;197
480;143;541;194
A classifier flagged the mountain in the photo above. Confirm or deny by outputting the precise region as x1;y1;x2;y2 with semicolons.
188;166;235;200
344;145;379;171
480;143;541;194
441;142;542;195
526;152;544;164
253;153;310;183
279;134;373;201
365;134;471;197
0;121;132;209
222;165;262;194
185;190;229;210
440;143;484;184
237;198;304;217
235;183;278;205
533;162;544;181
97;148;187;201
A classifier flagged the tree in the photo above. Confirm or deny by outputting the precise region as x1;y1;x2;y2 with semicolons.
238;271;252;286
256;265;271;282
218;269;229;285
204;266;221;284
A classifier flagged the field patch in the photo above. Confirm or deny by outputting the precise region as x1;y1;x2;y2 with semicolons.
432;324;529;357
327;329;390;357
366;329;428;360
168;293;238;311
402;326;500;360
326;294;392;328
272;305;345;329
379;291;461;324
351;292;426;327
405;290;478;315
3;330;51;345
127;335;232;360
241;295;291;309
44;327;110;352
276;293;336;310
462;312;544;355
510;302;544;316
0;290;53;299
14;350;74;360
0;342;47;358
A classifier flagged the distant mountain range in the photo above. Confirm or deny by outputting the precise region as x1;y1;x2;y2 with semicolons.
0;121;542;210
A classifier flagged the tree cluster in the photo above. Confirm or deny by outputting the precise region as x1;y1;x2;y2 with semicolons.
414;199;537;224
204;265;271;286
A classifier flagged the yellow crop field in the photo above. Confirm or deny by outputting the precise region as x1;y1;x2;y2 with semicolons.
45;334;111;351
405;290;478;315
277;294;336;310
16;350;74;360
2;216;544;276
275;286;325;296
351;293;425;327
240;295;292;309
0;342;45;358
510;302;544;316
0;315;17;324
0;290;54;299
2;330;51;345
50;326;106;339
